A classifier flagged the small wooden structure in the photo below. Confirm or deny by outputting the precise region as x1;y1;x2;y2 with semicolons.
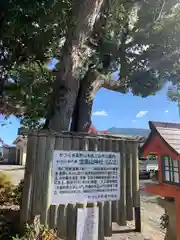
20;130;141;240
141;121;180;240
141;121;180;183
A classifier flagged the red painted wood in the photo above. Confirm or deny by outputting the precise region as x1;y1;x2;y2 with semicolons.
142;131;179;183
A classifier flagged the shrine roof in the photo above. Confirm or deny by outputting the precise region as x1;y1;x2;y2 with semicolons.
149;121;180;155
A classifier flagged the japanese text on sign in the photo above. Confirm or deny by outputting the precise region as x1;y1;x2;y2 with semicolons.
51;150;120;204
76;207;99;240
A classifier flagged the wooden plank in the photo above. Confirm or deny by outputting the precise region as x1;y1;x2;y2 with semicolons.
118;140;127;226
28;136;38;222
31;136;47;218
98;138;105;240
125;141;133;221
40;136;55;225
75;137;89;239
49;137;63;230
67;136;80;240
61;136;77;240
111;140;119;223
132;142;141;232
98;199;104;240
20;135;37;227
48;205;57;229
56;204;66;237
104;139;112;237
56;137;72;239
132;142;140;207
88;138;98;218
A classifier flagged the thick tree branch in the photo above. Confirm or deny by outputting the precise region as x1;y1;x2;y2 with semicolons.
102;77;128;93
90;70;128;96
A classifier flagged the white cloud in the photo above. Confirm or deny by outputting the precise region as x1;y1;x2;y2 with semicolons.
92;110;108;117
164;110;169;113
132;120;136;122
136;111;148;118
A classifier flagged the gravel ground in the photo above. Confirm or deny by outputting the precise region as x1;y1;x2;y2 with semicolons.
0;165;165;240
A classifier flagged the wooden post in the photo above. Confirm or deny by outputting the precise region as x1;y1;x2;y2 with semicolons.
118;140;127;226
125;141;133;221
111;140;120;223
55;137;67;237
31;136;47;218
104;138;112;237
98;201;104;240
98;138;105;240
48;137;63;230
40;136;55;225
20;135;37;227
132;142;141;232
66;136;76;240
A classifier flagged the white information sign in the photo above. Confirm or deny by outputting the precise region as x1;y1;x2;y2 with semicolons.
76;207;99;240
51;150;120;204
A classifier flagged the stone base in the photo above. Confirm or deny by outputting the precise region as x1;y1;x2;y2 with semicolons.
157;197;176;240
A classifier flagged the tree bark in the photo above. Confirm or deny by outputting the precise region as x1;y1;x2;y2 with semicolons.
71;70;103;132
47;0;105;132
71;69;126;132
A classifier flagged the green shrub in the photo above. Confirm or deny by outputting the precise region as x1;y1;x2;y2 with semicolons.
0;171;14;204
12;215;58;240
0;171;13;188
12;180;24;205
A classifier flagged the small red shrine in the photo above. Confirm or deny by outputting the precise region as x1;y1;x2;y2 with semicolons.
88;125;108;134
141;121;180;239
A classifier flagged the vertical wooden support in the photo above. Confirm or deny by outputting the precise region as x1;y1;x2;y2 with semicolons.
98;138;105;240
49;137;63;230
32;136;47;218
132;142;141;232
98;201;104;240
20;135;37;227
66;136;80;240
80;137;105;240
48;205;57;229
66;203;77;240
125;141;133;221
40;136;55;225
56;205;66;237
118;140;127;226
104;138;112;237
111;140;119;223
56;137;72;239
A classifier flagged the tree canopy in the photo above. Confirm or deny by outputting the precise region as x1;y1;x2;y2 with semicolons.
1;0;180;130
0;0;70;94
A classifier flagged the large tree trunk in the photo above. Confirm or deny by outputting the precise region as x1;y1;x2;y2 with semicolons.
47;0;105;132
71;70;102;132
71;69;126;132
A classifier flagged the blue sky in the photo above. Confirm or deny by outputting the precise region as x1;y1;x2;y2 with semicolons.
92;85;179;130
0;84;179;145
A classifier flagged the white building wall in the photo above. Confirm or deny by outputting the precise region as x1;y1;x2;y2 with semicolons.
16;139;27;165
